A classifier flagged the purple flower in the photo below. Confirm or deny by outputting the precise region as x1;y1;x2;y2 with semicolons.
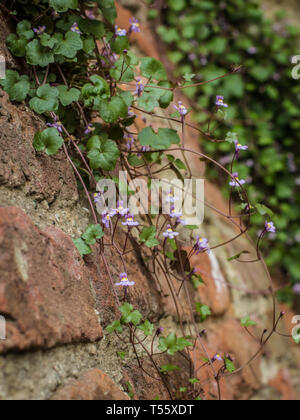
166;191;179;203
215;95;228;108
33;26;46;36
110;201;129;217
212;353;223;362
174;101;188;117
163;225;179;239
135;78;145;96
115;26;127;37
229;172;246;188
47;120;63;133
265;221;276;233
84;124;95;135
293;284;300;295
137;145;150;157
102;211;111;229
122;214;139;227
128;107;136;118
170;206;182;219
116;272;135;287
234;140;248;152
247;46;257;55
94;192;102;204
125;134;135;151
194;236;210;254
129;18;141;33
86;10;96;20
177;216;187;226
156;327;164;335
70;22;82;35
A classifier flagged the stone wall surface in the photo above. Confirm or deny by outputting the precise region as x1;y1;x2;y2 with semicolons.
0;1;299;400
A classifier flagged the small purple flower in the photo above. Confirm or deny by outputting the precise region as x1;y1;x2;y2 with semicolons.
265;221;276;233
94;192;102;204
115;26;127;37
163;225;179;239
137;145;150;157
125;134;135;151
84;124;95;135
229;172;246;188
135;78;145;96
122;214;139;227
128;107;136;118
70;22;82;34
170;206;182;219
33;26;46;36
129;18;141;33
166;191;179;203
156;327;164;335
174;101;188;117
247;46;257;55
110;201;130;217
234;140;248;152
194;236;210;254
293;284;300;295
102;211;111;229
212;353;223;362
47;120;63;133
215;95;228;108
86;10;96;20
51;10;60;20
177;216;187;226
116;272;135;287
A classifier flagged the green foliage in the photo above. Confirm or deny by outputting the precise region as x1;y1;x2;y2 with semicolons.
73;224;103;256
33;128;63;155
159;0;300;291
195;303;211;321
241;316;257;327
138;127;180;150
29;84;59;114
57;85;80;106
49;0;78;13
224;357;236;373
87;135;120;171
0;70;30;102
139;226;160;248
158;332;193;355
160;365;180;374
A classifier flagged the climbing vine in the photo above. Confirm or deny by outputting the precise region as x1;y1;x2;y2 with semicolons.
0;0;297;401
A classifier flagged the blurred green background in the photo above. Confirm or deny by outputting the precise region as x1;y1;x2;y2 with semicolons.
147;0;300;304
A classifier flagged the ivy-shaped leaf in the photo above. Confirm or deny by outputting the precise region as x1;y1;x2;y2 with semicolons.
106;320;123;334
241;316;257;327
225;357;236;373
73;238;92;257
49;0;78;13
139;226;160;248
0;70;30;102
54;31;83;58
81;75;110;107
78;18;105;38
81;224;104;245
110;58;135;83
87;135;120;171
57;85;80;106
138;320;154;337
33;127;63;156
29;84;59;114
26;39;55;67
140;57;168;81
94;96;128;123
6;20;34;57
138;127;180;150
196;303;211;322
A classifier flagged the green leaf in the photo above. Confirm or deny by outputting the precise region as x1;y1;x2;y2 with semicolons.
57;85;80;106
140;57;168;81
54;31;83;58
49;0;78;13
29;84;59;114
106;320;123;334
17;20;34;40
110;58;135;83
82;224;104;245
95;96;128;123
140;226;159;248
255;203;274;218
120;303;142;326
241;316;257;327
138;127;180;150
73;238;92;257
159;333;192;355
40;33;58;49
6;34;28;57
33;127;63;155
160;365;180;373
111;36;129;54
225;357;236;373
82;75;110;107
26;39;55;67
0;70;30;102
227;250;250;262
87;135;120;171
196;303;211;321
79;19;105;38
191;274;205;289
138;320;154;336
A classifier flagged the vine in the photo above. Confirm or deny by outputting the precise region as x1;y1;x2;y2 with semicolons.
0;0;297;401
